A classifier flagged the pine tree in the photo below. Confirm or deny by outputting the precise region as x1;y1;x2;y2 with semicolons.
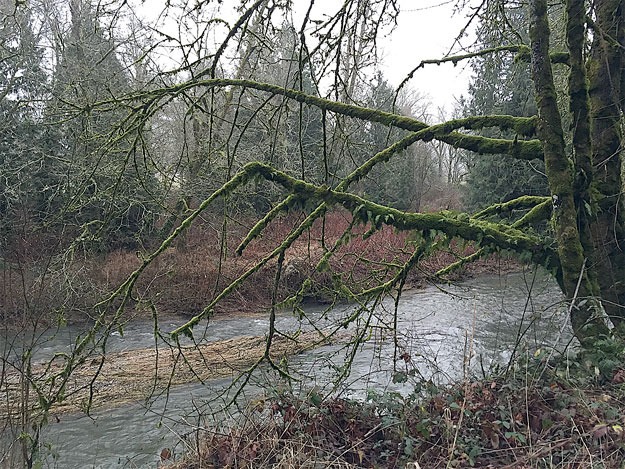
0;3;55;245
463;4;549;211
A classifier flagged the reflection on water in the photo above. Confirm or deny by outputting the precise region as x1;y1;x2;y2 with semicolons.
4;269;567;468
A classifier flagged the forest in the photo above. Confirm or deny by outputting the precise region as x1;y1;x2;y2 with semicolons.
1;0;625;467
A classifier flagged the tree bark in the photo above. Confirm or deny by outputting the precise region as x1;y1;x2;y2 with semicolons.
530;0;608;341
588;0;625;330
566;0;594;259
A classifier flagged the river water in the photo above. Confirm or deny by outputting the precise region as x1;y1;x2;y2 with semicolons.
5;270;569;468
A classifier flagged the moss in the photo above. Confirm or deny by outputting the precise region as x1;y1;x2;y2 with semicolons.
587;0;625;327
127;78;544;160
512;200;552;227
244;163;556;267
473;195;550;219
528;0;609;342
417;115;538;139
515;47;569;65
438;133;543;160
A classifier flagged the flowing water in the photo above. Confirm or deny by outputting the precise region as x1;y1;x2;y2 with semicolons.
3;270;569;468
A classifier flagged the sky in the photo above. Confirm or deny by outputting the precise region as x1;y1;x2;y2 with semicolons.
378;1;476;115
137;0;476;116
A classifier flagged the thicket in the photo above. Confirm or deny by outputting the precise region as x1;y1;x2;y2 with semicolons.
165;347;625;468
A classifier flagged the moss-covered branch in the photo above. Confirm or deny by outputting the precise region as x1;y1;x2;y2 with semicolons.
236;131;424;255
436;248;489;278
246;163;556;266
417;115;538;139
473;196;550;219
163;160;560;337
399;46;569;90
438;198;553;278
514;48;570;65
120;78;544;160
511;200;552;228
236;116;543;258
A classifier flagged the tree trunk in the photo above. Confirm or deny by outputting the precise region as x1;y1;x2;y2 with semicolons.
587;0;625;331
530;0;609;342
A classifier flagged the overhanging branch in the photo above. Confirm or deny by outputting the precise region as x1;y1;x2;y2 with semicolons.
120;78;544;160
398;45;569;92
140;161;559;337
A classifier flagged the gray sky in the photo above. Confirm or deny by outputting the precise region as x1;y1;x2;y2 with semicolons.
139;0;475;116
380;1;475;115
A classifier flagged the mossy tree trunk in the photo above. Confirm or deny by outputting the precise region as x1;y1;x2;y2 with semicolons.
529;0;609;341
587;0;625;331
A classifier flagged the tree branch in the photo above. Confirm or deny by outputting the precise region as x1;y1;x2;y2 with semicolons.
397;45;569;93
121;78;544;160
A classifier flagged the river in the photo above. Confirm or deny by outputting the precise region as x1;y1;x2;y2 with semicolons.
4;270;568;468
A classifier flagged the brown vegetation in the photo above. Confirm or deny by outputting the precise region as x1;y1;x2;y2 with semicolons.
164;355;625;468
95;210;519;318
0;330;340;418
1;210;518;326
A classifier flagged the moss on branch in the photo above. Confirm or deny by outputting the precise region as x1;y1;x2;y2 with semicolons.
474;196;550;219
418;116;538;139
512;200;552;227
123;79;544;160
437;198;552;278
236;131;423;255
514;48;570;65
160;161;560;337
247;162;556;267
437;133;543;160
436;248;489;278
397;46;569;93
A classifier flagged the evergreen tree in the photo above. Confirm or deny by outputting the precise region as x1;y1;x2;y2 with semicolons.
354;73;433;211
0;3;55;246
463;4;549;211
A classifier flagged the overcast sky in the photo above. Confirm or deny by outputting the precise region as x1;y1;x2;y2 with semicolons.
138;1;476;116
379;1;476;115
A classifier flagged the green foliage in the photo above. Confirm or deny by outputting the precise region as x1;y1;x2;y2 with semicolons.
555;337;625;384
462;3;549;211
0;5;56;246
352;73;431;211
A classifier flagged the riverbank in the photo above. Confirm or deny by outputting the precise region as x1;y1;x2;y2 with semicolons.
164;349;625;468
6;270;585;467
0;210;523;328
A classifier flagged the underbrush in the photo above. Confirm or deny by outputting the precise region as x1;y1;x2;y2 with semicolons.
164;343;625;468
1;209;521;322
94;210;519;318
